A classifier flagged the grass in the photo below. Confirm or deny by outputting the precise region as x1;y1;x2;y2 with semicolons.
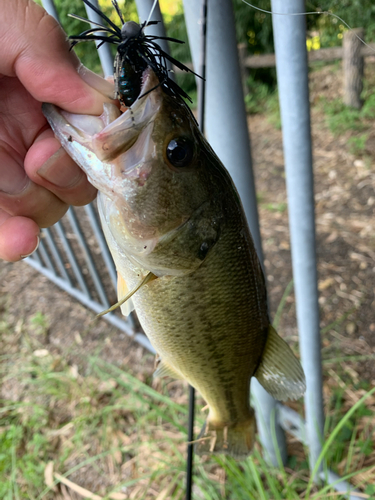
1;296;374;499
319;80;375;157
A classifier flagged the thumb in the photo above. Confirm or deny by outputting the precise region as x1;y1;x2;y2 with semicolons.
0;0;112;114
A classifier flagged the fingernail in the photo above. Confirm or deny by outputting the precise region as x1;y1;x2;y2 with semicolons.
37;148;82;188
21;236;40;259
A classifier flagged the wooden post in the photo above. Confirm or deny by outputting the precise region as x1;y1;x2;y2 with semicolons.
343;28;364;109
238;43;250;96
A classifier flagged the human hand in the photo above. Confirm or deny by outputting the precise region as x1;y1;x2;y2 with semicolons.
0;0;114;262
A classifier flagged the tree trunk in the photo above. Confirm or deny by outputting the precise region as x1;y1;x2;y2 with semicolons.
343;28;364;109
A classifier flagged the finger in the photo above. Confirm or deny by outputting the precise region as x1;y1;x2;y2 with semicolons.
0;212;40;262
0;146;69;227
0;0;113;115
24;128;97;207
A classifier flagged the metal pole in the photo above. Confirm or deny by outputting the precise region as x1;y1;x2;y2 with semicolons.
183;0;287;466
134;0;170;53
44;228;73;284
54;221;92;297
271;0;325;477
41;0;60;22
84;205;117;291
67;208;110;308
134;0;175;78
83;0;114;77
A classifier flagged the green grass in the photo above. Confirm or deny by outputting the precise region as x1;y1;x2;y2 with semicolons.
1;345;374;498
0;293;374;498
320;86;375;157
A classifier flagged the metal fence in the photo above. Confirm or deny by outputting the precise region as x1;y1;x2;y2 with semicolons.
27;0;364;498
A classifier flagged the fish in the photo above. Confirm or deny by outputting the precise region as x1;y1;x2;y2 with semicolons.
42;3;305;460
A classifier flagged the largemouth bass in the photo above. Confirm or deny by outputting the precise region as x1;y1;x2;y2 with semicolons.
43;68;305;459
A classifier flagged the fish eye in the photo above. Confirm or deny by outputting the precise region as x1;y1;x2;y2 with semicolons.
166;137;194;168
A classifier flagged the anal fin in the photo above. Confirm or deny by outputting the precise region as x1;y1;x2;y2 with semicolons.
254;325;306;401
153;357;182;380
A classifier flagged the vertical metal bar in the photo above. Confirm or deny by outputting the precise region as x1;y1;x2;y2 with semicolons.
84;204;117;290
134;0;175;78
44;228;73;284
38;236;56;273
41;0;60;21
183;0;287;466
67;208;110;307
29;249;43;265
83;0;114;77
54;221;91;297
271;0;325;477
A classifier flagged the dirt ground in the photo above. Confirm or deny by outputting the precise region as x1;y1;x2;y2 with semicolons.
0;61;374;495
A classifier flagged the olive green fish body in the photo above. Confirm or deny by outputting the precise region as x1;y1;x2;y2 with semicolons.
43;68;306;458
130;200;268;423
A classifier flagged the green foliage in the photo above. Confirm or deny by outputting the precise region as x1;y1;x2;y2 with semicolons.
321;89;375;157
322;91;375;134
348;134;368;156
233;0;274;54
263;202;287;213
265;91;281;129
322;98;366;135
30;312;49;336
245;75;272;114
306;0;375;46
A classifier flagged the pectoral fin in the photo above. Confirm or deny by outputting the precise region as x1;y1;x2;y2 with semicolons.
153;358;182;380
96;271;156;318
254;325;306;401
117;273;135;316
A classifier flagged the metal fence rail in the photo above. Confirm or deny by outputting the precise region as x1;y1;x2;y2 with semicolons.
27;1;365;498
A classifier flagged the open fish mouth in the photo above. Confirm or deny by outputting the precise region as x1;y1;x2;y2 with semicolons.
42;67;162;181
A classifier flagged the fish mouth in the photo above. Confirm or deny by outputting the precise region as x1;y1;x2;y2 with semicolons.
131;66;159;110
114;66;161;124
87;67;162;162
41;67;163;189
43;67;162;163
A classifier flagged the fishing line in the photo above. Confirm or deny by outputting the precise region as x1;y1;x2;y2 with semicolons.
145;0;159;27
241;0;375;54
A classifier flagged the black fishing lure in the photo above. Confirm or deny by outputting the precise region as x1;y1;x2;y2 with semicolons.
69;0;199;106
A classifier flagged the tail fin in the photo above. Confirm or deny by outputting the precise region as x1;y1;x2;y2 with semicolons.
195;415;256;459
